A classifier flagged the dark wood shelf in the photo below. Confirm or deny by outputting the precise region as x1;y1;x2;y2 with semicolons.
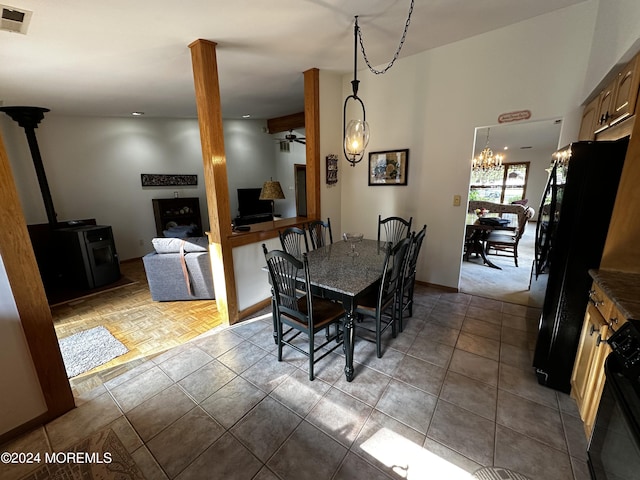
152;197;202;237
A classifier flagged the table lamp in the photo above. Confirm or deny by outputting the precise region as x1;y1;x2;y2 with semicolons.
259;178;285;222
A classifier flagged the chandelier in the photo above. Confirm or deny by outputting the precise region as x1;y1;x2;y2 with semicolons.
343;0;415;166
472;128;505;171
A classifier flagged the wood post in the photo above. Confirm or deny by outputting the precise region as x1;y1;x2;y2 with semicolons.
188;39;236;322
0;129;74;427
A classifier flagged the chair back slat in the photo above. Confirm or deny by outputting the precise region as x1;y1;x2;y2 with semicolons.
264;248;301;311
307;218;333;249
379;237;411;308
404;225;427;283
378;215;412;245
279;227;309;259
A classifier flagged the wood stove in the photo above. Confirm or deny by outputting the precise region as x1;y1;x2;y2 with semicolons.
0;106;121;298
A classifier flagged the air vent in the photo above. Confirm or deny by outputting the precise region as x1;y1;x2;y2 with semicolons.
279;141;290;153
0;5;32;34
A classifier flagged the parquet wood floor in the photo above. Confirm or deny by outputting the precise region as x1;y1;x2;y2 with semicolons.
51;258;224;397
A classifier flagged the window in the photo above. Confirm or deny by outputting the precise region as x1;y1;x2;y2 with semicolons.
469;162;530;204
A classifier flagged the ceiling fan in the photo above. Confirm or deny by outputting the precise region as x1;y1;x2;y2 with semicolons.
276;130;305;145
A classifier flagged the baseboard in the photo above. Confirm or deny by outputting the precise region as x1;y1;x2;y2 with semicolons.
237;297;272;322
415;280;458;293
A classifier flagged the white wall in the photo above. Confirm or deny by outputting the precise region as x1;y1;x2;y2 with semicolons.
584;0;640;97
225;119;278;219
0;116;284;260
0;255;47;436
319;70;345;237
273;128;306;218
0;115;208;260
337;2;598;289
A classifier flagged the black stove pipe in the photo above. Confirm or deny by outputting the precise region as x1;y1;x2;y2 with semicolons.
0;106;57;226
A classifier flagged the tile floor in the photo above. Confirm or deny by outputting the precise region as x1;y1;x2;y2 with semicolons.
1;286;591;480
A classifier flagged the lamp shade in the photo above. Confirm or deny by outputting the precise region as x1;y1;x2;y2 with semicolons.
259;180;285;200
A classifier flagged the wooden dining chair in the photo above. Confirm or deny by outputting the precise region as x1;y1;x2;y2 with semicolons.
262;245;344;380
378;215;412;246
355;237;411;358
307;218;333;249
398;224;427;332
484;206;534;267
279;227;309;259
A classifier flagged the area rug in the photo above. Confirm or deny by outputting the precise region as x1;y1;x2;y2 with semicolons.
21;428;145;480
59;326;129;378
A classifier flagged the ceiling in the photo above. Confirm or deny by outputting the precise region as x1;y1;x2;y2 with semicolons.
474;119;564;158
0;0;588;120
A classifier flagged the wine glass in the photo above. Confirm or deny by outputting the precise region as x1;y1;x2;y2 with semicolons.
343;232;364;256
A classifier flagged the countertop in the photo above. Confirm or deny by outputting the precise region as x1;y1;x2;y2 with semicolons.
589;269;640;320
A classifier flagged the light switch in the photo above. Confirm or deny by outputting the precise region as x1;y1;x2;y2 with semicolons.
453;194;461;207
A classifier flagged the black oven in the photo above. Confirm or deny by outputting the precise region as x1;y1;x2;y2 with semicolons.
587;321;640;480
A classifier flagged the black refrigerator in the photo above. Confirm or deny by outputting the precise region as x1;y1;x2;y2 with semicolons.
532;138;629;393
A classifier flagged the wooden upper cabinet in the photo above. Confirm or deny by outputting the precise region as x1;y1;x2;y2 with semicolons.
595;82;616;133
611;55;640;125
578;95;600;141
592;53;640;135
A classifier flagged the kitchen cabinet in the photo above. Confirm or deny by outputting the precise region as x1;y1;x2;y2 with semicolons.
571;281;627;439
152;197;202;237
611;55;640;124
589;54;640;136
577;95;600;141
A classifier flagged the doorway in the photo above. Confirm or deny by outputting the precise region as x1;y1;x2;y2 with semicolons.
459;119;562;307
294;164;307;217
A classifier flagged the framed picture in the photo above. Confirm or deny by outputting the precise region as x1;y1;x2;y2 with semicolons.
368;149;409;186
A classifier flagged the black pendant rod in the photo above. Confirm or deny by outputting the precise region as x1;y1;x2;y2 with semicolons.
0;106;57;226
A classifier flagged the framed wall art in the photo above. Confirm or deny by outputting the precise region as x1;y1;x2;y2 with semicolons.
368;149;409;186
326;154;338;185
141;174;198;187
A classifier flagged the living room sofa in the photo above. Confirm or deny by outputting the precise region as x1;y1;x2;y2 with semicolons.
142;237;215;301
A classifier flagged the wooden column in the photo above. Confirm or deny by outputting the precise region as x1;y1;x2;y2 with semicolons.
304;68;321;219
0;130;74;432
188;39;235;323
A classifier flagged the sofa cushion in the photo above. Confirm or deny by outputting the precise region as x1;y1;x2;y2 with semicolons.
152;236;208;254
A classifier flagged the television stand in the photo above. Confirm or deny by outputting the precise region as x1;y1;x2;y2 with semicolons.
233;213;274;226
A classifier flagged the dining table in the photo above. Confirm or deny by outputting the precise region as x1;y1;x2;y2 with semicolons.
464;213;514;270
268;238;388;382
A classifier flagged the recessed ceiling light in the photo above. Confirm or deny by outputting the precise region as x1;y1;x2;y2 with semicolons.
131;111;144;116
242;114;251;118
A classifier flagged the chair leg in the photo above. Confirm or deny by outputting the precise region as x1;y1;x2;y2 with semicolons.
277;321;283;362
376;315;382;358
308;331;315;381
391;304;397;339
514;249;519;267
271;297;278;344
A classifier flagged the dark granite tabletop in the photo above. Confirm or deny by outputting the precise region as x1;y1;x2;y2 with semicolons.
306;239;388;296
589;269;640;320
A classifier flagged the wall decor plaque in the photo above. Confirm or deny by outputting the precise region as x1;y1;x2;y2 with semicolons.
141;174;198;187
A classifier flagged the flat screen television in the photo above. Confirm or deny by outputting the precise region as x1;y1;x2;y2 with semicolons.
237;188;272;217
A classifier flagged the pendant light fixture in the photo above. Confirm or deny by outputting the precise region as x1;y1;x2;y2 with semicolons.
342;0;415;167
343;16;370;166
